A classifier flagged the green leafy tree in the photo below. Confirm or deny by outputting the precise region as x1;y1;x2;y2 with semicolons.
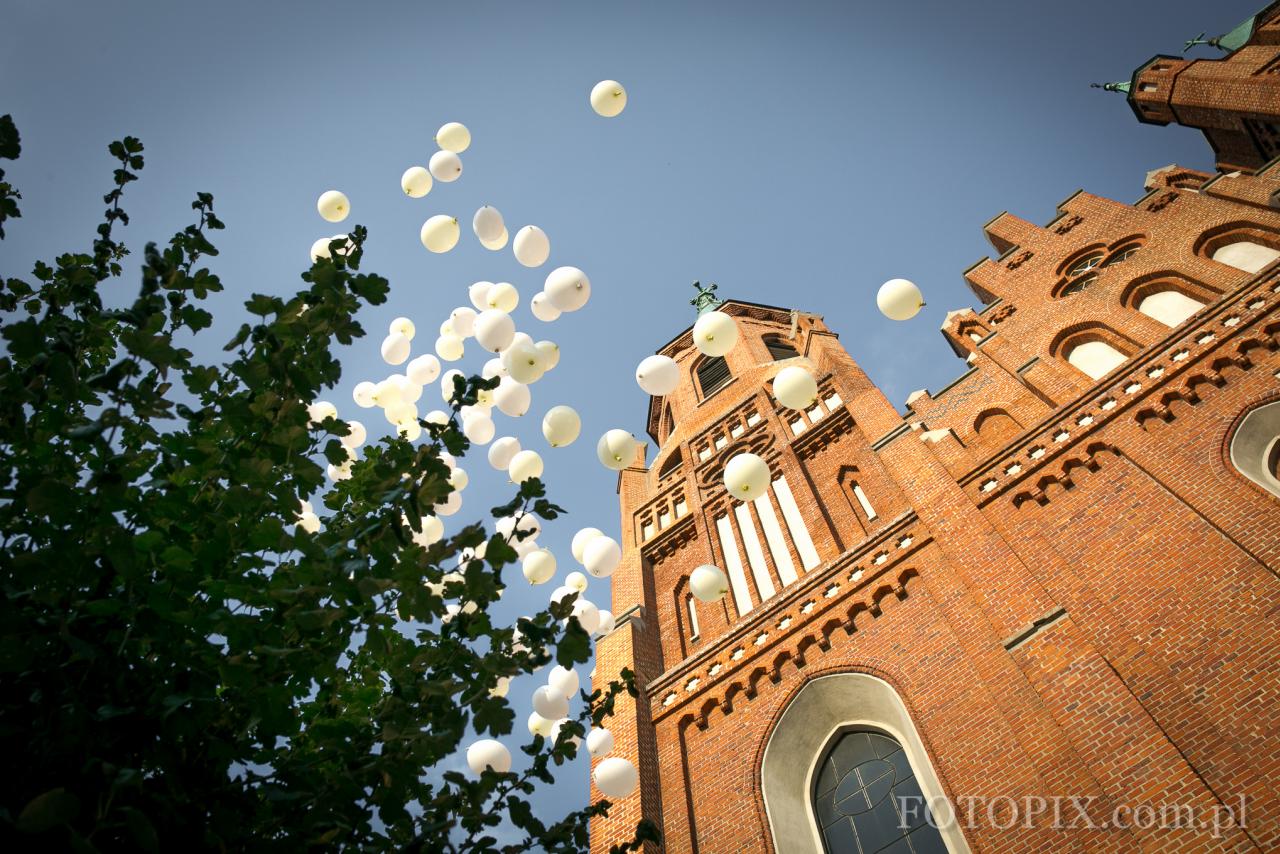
0;116;659;852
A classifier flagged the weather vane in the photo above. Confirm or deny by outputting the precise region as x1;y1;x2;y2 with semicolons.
690;281;723;315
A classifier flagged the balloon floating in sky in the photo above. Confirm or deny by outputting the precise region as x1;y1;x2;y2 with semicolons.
590;80;628;118
494;377;531;417
400;166;432;198
724;452;770;500
571;527;603;564
508;449;544;483
597;429;639;471
353;381;377;408
513;225;550;268
420;215;460;253
595;609;616;636
308;400;337;424
594;757;639;798
635;354;679;396
690;564;730;601
436;121;471;153
486;281;520;313
548;665;579;699
316;190;349;223
532;685;569;720
693;310;738;357
480;227;509;251
466;739;511;775
877;278;925;321
773;365;819;410
407;354;441;385
523;548;556;585
542;405;581;448
381;333;411;365
435;334;464;362
429;149;463;183
583;536;621;578
488;436;521;470
530;292;561;322
528;711;554;738
474;309;516;353
587;727;615;759
544;266;591;313
389;317;416;340
469;281;493;311
473;206;504;243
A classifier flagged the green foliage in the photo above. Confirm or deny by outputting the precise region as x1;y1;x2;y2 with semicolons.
0;123;655;852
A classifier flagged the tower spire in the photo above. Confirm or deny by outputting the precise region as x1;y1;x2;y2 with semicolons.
689;281;723;315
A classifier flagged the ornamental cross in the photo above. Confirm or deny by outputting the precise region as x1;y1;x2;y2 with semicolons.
690;281;723;315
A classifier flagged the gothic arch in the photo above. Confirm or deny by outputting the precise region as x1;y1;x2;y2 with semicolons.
1049;322;1141;382
973;408;1022;445
760;672;970;853
1194;221;1280;274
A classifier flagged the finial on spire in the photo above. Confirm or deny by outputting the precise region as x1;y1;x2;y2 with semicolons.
1183;31;1211;52
1090;80;1132;94
690;281;723;315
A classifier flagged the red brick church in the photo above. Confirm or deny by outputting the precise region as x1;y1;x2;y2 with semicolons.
590;4;1280;852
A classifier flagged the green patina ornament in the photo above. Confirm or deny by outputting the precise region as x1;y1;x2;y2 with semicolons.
690;280;723;315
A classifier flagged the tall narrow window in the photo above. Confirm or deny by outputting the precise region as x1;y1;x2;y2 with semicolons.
765;336;800;361
852;483;877;520
813;730;948;854
686;595;700;641
695;355;732;398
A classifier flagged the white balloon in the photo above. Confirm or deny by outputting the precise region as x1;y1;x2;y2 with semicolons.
693;310;738;357
435;121;471;153
428;149;463;182
391;374;421;403
723;452;770;500
532;685;569;720
480;226;509;251
583;536;621;578
353;381;377;408
486;281;519;313
550;585;576;605
389;317;416;340
297;511;321;534
597;429;639;471
424;409;449;426
514;537;540;558
566;571;589;593
466;739;511;775
464;414;495;445
474;310;516;352
528;711;555;738
586;727;615;758
434;490;462;516
877;278;925;321
397;420;422;441
469;281;493;311
489;676;510;699
400;166;432;198
449;306;477;338
542;405;581;448
530;291;562;322
535;341;560;370
439;318;457;338
494;377;531;417
636;354;679;396
472;205;504;242
773;365;818;409
544;266;591;312
590;80;628;118
482;357;508;380
497;511;541;541
310;237;333;262
316;190;349;223
522;548;556;585
327;461;352;482
413;515;444;547
406;354;441;385
571;528;603;564
384;399;415;426
488;436;521;470
570;598;600;634
341;420;367;448
594;757;638;798
373;379;402;408
503;342;546;385
549;718;582;750
308;400;338;424
513;225;550;267
435;334;464;362
448;467;469;491
595;609;615;636
461;403;492;423
440;369;464;403
378;332;409;366
690;564;730;601
548;665;580;699
508;449;544;483
420;215;460;253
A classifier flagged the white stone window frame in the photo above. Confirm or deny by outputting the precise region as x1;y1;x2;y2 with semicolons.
1229;400;1280;500
761;672;971;854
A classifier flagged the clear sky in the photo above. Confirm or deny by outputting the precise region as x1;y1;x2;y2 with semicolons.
1;0;1255;843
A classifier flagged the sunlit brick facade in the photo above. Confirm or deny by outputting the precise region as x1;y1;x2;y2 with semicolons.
589;8;1280;852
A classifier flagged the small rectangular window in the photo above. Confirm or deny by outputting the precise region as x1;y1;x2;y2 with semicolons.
852;483;878;520
765;338;800;360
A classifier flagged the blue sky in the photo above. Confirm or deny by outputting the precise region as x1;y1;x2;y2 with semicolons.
1;0;1254;842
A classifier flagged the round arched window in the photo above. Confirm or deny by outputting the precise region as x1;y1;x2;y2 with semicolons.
1060;274;1097;297
1067;253;1103;276
1103;244;1140;266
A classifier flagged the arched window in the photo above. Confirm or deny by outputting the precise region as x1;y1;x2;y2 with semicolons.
1066;341;1127;380
765;336;801;361
1137;290;1205;327
1103;243;1140;266
813;730;948;854
1211;241;1280;274
1066;253;1103;276
1229;400;1280;499
695;355;732;398
658;449;683;479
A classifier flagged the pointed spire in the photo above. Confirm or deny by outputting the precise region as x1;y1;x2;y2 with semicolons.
1184;5;1268;54
1090;81;1132;94
689;281;723;315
